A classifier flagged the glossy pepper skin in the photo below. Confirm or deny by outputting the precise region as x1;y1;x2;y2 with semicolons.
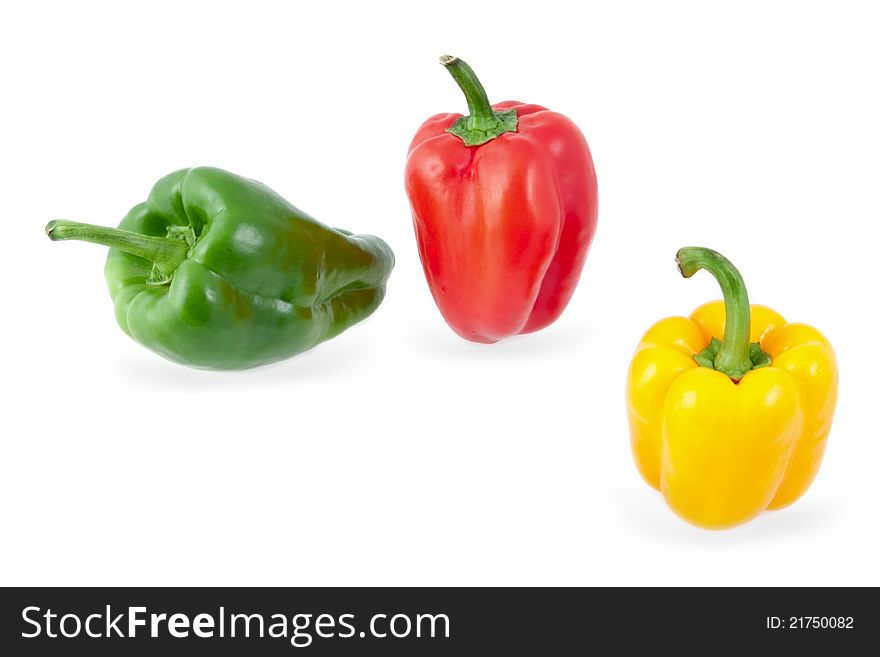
626;248;837;529
46;167;394;370
404;56;598;343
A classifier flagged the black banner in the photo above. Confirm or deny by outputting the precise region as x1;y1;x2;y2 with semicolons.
1;587;875;655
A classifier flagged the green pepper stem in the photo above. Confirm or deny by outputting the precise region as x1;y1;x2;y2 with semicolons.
439;55;518;147
676;247;754;381
46;219;189;278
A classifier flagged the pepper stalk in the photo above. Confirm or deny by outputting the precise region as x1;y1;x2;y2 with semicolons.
46;219;193;285
676;246;771;382
440;55;518;147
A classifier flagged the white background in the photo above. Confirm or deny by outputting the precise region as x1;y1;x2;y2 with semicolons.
2;1;878;586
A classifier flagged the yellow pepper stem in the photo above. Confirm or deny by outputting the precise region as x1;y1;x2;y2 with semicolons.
676;247;770;382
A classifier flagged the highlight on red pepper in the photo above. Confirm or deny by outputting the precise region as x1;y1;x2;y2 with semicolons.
404;55;598;343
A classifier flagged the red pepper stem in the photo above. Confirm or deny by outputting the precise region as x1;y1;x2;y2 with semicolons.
439;55;518;147
439;55;496;126
45;219;189;278
676;247;755;381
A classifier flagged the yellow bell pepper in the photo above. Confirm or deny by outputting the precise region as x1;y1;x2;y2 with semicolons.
626;247;838;529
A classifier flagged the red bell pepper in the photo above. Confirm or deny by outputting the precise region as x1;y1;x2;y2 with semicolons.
404;55;598;343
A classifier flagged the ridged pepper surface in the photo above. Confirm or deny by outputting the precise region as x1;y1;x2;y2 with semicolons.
405;56;597;343
46;167;394;369
626;247;838;529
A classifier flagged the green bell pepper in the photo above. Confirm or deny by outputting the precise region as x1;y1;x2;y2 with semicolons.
46;167;394;370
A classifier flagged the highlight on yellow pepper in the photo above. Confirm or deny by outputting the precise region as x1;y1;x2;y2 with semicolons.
626;247;838;530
